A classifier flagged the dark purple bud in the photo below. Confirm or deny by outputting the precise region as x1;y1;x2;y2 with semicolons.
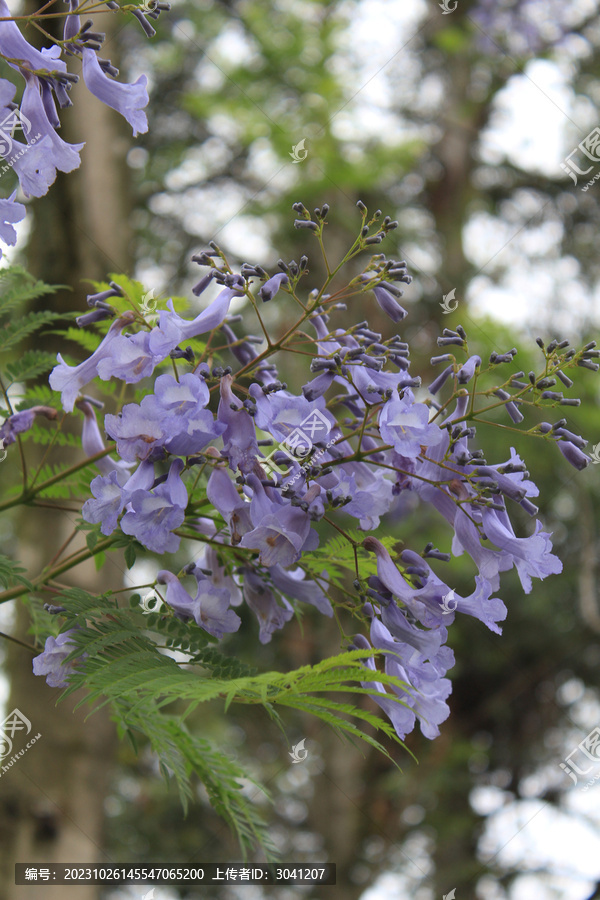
372;286;407;323
437;336;464;347
556;370;574;388
577;359;600;371
559;398;581;406
259;273;289;302
493;389;524;424
541;390;564;401
519;498;539;516
169;346;195;363
423;546;451;561
192;270;216;296
132;8;157;37
86;286;123;307
378;280;404;297
431;354;453;365
457;355;481;384
76;308;115;327
429;364;454;395
558;440;591;470
294;220;319;231
555;428;587;449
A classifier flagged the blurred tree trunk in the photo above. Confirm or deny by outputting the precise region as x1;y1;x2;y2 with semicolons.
0;7;134;900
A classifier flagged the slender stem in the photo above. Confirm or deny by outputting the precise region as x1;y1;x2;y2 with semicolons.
0;537;116;605
0;630;38;653
0;446;116;513
47;528;79;568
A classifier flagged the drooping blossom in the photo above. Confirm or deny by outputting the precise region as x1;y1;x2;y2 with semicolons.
32;630;85;688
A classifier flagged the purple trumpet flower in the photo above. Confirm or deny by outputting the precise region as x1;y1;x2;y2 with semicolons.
242;567;294;644
240;475;319;567
32;629;85;688
157;570;241;639
82;459;154;536
328;461;394;530
76;399;131;477
49;312;137;412
364;536;508;633
206;466;253;543
148;287;242;359
0;405;56;446
0;191;26;254
218;374;260;474
7;134;57;198
21;73;84;175
120;458;188;553
365;596;447;663
199;546;243;607
353;630;452;740
378;388;444;458
352;633;418;740
104;398;167;463
96;330;157;383
269;565;332;616
81;48;148;136
0;1;68;80
480;506;563;594
105;372;221;462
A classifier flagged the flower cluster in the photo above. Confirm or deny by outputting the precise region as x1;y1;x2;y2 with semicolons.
31;203;597;743
0;0;168;254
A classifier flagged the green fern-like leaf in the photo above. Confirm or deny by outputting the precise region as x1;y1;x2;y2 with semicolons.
0;265;60;316
0;310;65;354
5;350;58;385
0;553;32;591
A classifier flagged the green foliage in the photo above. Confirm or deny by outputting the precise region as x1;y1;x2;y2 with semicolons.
0;264;59;316
0;553;32;591
37;585;412;854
